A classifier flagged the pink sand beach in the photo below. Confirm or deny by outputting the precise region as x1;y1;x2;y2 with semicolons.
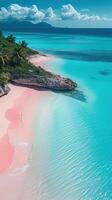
0;84;40;199
0;55;50;199
29;54;54;71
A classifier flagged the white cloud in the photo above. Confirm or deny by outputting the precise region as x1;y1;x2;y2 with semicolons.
44;7;60;21
0;4;44;22
0;4;59;23
0;3;112;24
0;7;10;20
61;4;101;21
61;4;80;20
8;4;45;22
9;4;30;20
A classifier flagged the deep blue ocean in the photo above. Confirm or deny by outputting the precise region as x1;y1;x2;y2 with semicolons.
5;31;112;200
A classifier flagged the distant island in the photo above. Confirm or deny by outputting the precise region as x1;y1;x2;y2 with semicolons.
0;32;77;97
0;21;112;37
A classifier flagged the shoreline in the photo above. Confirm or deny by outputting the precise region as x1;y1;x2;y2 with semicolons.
0;53;76;199
29;53;54;71
0;54;51;173
0;53;53;199
12;54;76;92
0;83;41;199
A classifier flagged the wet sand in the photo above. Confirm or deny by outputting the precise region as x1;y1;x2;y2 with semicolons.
0;54;51;199
0;84;39;199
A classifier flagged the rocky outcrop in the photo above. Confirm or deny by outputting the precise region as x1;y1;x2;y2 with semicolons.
12;74;77;91
0;85;10;97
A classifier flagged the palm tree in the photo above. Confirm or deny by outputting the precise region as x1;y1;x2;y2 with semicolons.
20;40;28;48
7;34;15;43
0;56;5;67
18;46;27;60
0;53;9;67
11;47;26;65
0;72;9;86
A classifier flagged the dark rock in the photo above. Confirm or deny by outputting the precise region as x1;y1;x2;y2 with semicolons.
12;74;77;91
0;85;10;97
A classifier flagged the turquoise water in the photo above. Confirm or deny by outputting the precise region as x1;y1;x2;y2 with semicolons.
7;32;112;199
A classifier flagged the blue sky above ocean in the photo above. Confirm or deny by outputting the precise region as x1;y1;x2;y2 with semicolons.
0;0;112;28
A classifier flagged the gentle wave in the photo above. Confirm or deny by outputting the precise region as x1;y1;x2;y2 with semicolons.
44;49;112;62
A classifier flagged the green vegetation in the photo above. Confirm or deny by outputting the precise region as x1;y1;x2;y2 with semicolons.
0;72;9;86
0;32;50;86
0;32;76;93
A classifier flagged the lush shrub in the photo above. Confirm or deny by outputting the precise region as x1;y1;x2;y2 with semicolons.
0;72;9;86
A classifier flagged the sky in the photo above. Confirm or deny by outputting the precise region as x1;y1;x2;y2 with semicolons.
0;0;112;28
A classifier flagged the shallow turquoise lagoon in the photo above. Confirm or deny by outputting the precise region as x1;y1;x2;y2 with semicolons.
6;32;112;200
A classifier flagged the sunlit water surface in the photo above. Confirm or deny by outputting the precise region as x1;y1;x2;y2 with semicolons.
6;32;112;200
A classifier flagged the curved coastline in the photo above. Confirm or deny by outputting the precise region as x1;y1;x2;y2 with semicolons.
0;83;40;199
0;47;78;198
0;53;62;199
